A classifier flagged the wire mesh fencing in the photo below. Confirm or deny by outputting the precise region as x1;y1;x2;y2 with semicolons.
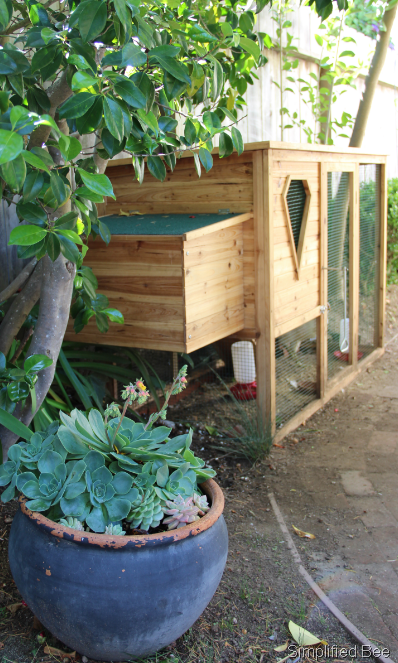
358;164;380;359
275;320;317;428
327;171;350;380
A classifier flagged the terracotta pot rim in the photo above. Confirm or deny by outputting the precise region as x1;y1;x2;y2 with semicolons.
19;478;224;549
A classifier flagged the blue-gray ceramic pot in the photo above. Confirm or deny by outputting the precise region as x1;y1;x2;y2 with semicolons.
9;479;228;661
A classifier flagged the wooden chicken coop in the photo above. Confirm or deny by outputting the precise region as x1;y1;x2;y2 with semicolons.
65;142;388;439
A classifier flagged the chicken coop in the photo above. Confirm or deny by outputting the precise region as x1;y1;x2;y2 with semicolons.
65;142;388;440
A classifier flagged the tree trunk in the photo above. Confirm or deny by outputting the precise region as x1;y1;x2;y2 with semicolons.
0;254;76;460
350;3;398;148
0;263;42;356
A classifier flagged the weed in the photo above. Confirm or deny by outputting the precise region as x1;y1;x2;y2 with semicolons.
207;371;273;463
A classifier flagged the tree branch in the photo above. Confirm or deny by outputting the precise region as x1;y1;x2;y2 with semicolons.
0;262;42;356
350;3;398;148
0;254;76;460
28;69;73;150
0;258;37;303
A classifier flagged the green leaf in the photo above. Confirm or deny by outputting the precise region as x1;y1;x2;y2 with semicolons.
113;0;129;34
239;36;260;61
71;71;98;91
79;1;107;42
103;96;124;141
0;130;23;166
219;132;233;158
339;50;355;57
0;0;10;29
158;116;177;133
156;463;169;487
147;156;166;182
22;171;44;203
9;224;47;246
231;126;244;155
17;202;47;225
86;505;106;532
211;58;223;101
163;72;187;101
199;147;213;172
31;44;58;73
28;146;54;168
46;233;61;261
76;96;103;134
58;235;80;263
7;381;29;403
156;56;190;85
184;118;196;145
21;149;50;175
17;239;45;259
102;308;124;323
106;497;130;521
77;169;115;198
136;109;158;135
54;211;79;229
58;93;97;120
67;137;82;161
56;229;84;245
114;79;146;108
24;354;53;374
111;471;133;494
0;408;33;441
50;171;69;207
0;154;26;193
68;54;91;69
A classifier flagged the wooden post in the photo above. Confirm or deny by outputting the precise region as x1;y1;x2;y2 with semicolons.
317;162;328;398
378;162;387;347
349;166;359;367
253;149;275;432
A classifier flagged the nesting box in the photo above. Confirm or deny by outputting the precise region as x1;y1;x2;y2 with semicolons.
65;142;388;439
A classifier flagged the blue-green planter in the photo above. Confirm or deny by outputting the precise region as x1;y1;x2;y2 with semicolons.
8;479;228;661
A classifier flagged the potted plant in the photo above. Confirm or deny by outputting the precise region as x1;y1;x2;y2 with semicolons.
0;366;228;661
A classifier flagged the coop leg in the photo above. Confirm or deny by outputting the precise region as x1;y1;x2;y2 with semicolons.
172;352;179;379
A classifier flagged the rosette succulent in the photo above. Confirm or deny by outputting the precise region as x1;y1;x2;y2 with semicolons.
60;517;85;531
127;487;164;531
0;367;216;535
162;495;201;530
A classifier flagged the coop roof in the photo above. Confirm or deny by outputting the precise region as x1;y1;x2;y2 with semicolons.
99;213;234;236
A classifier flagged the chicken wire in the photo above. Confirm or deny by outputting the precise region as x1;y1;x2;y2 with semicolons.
275;321;317;428
327;171;350;380
358;164;380;359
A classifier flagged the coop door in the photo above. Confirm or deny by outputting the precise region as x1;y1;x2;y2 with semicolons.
325;168;354;380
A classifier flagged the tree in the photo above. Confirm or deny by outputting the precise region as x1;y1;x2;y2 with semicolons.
0;0;360;458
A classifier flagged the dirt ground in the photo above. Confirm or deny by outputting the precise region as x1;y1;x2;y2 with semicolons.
2;288;398;663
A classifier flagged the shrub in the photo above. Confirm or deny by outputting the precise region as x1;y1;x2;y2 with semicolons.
387;178;398;285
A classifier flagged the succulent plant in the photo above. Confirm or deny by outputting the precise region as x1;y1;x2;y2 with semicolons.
0;367;216;535
59;517;85;531
193;493;210;515
126;487;164;531
0;445;23;501
105;524;125;536
162;495;200;530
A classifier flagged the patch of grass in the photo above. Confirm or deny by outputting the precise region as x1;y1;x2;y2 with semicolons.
207;371;273;463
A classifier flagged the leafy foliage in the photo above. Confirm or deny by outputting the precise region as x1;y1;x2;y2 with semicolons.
0;350;52;414
272;2;365;144
2;0;273;270
0;366;213;534
345;0;389;41
387;178;398;285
